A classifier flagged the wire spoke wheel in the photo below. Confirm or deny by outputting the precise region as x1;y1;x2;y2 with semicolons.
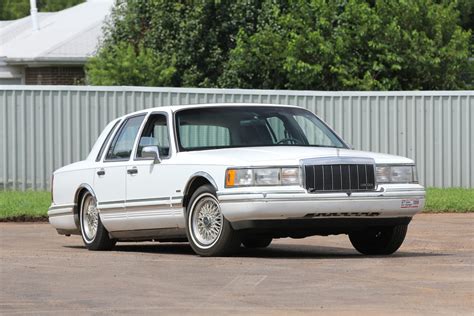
191;195;223;248
78;191;115;251
186;185;240;256
81;194;99;242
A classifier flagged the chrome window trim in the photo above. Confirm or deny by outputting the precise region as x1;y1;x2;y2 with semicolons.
95;119;121;162
103;113;147;163
133;111;173;161
172;105;350;153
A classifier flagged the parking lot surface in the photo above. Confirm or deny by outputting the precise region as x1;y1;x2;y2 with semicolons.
1;214;473;315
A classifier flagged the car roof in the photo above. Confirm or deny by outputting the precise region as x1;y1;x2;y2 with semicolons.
120;103;303;118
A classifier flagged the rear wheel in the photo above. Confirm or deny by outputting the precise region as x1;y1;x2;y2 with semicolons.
79;192;116;251
186;184;240;256
242;237;272;249
349;224;408;255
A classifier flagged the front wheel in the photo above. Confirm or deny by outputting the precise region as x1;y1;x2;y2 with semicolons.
349;224;408;255
79;192;116;251
185;184;240;256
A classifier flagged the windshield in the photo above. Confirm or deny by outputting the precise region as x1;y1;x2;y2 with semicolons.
175;106;347;151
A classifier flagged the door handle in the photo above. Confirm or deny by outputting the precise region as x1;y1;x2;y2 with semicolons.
97;169;105;176
127;167;138;175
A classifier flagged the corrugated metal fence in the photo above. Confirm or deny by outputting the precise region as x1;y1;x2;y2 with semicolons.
1;86;473;190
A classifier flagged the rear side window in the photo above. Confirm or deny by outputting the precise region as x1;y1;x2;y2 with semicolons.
105;115;145;160
96;120;121;162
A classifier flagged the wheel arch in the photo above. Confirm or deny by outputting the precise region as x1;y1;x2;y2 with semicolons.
182;172;218;209
73;184;97;227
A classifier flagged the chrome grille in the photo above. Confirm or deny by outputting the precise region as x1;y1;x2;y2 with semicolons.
304;164;375;193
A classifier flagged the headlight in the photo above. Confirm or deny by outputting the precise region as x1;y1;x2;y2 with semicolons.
225;167;301;187
376;165;418;183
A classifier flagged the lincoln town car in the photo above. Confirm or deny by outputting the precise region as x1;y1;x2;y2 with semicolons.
48;104;425;256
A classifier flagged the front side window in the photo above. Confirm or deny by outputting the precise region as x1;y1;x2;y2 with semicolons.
106;115;145;160
175;106;346;151
136;113;171;158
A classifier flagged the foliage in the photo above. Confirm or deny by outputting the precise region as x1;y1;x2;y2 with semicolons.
451;0;474;31
221;0;472;90
86;42;176;86
0;0;84;20
0;0;29;20
87;0;472;90
92;1;271;87
38;0;84;12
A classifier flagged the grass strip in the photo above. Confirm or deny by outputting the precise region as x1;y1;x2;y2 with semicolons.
0;188;472;221
0;191;51;221
423;188;474;213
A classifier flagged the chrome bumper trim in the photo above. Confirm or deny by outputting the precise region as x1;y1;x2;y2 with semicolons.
217;189;425;222
47;204;74;217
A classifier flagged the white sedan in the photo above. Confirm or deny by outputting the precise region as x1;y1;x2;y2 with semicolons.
48;104;425;256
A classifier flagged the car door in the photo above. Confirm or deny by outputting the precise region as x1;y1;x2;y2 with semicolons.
125;112;179;230
94;114;146;232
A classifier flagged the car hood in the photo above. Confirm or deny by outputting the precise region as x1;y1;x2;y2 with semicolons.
175;146;414;166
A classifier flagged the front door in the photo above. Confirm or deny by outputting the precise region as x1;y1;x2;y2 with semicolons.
125;112;179;230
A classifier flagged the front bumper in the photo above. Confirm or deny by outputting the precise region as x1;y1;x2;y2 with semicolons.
217;184;425;222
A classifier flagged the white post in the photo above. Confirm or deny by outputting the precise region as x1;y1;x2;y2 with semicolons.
29;0;39;31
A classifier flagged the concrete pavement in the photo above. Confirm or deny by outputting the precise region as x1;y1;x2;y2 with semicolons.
0;214;473;315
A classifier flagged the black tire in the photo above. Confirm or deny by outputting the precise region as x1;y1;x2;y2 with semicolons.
349;224;408;255
242;237;272;249
79;192;116;251
185;184;240;256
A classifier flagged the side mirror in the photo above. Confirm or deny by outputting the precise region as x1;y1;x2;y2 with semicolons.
142;145;161;164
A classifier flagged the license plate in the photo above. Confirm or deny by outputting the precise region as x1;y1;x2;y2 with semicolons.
401;199;420;209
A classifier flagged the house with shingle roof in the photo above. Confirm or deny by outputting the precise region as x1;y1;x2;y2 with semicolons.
0;0;113;85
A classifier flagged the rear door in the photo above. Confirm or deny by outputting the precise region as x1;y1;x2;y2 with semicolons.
94;114;146;232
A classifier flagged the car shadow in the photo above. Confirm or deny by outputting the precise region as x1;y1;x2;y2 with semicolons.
64;242;448;259
233;244;448;259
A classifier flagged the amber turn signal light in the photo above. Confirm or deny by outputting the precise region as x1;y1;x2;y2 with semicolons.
225;169;236;187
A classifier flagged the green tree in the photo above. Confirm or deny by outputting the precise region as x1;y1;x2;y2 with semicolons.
0;0;84;20
93;1;271;87
222;0;471;90
87;0;472;90
0;0;30;20
38;0;85;12
86;42;176;86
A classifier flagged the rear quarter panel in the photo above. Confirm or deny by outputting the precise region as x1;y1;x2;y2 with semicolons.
53;164;95;206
